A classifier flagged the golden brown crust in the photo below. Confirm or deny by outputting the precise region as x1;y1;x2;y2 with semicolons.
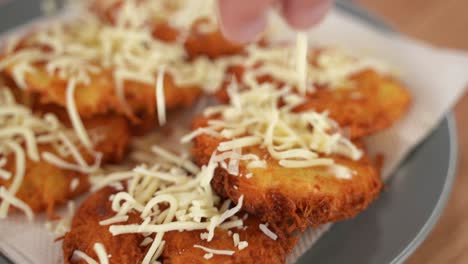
297;70;412;139
183;20;243;59
0;145;89;218
83;114;130;163
162;216;296;264
192;116;383;232
2;65;201;122
216;67;412;139
90;0;243;59
0;111;130;218
18;100;131;164
64;188;296;264
151;20;243;59
63;187;146;264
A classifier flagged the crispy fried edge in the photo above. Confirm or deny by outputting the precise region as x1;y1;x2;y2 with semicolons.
90;0;243;59
162;216;296;264
192;116;383;232
63;187;146;264
216;66;411;139
1;26;202;121
0;145;90;218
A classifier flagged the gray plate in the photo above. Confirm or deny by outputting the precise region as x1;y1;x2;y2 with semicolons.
0;0;458;263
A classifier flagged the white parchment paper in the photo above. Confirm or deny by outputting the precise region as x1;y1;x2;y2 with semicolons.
0;7;468;264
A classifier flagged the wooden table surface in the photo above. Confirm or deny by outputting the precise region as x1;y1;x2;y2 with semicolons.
355;0;468;263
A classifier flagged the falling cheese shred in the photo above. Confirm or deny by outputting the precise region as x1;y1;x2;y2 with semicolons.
155;65;167;126
241;43;392;93
296;32;308;94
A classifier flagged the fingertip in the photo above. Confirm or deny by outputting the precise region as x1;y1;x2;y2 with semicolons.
281;0;332;30
219;13;267;44
218;0;272;43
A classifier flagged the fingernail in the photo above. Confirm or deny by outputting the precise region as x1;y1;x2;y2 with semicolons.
282;0;332;30
220;15;267;44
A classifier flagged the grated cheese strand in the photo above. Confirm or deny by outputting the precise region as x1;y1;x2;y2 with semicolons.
94;243;110;264
0;87;103;220
259;224;278;241
90;146;252;262
72;250;98;264
193;245;235;256
156;65;167;126
99;215;129;226
0;186;33;221
0;141;27;218
65;78;93;149
185;79;362;178
296;32;308;94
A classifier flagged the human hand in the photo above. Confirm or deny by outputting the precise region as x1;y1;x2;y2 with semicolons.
218;0;332;43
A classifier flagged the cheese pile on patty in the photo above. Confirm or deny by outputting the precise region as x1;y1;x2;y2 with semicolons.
91;146;251;264
183;79;362;178
0;87;101;220
0;12;237;144
89;0;218;33
241;44;392;93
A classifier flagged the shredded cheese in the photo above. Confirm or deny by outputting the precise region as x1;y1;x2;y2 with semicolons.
89;146;248;263
72;243;108;264
94;243;110;264
156;65;167;126
0;10;237;130
0;186;33;221
183;80;362;178
193;245;235;256
241;44;392;93
65;78;93;149
296;32;308;94
70;178;80;191
99;215;130;226
72;250;99;264
0;87;102;219
259;224;278;241
238;241;248;250
88;0;218;34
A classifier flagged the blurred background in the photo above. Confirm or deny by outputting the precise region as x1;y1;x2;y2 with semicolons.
355;1;468;263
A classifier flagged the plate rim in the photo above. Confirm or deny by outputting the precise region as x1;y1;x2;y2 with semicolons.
391;113;458;263
334;1;459;263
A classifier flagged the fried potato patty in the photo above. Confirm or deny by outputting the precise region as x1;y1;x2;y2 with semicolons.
63;187;146;264
192;116;383;232
63;188;296;264
90;0;243;59
217;67;411;139
2;65;201;122
31;103;131;163
297;70;411;139
0;145;89;218
162;216;296;264
0;114;130;217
